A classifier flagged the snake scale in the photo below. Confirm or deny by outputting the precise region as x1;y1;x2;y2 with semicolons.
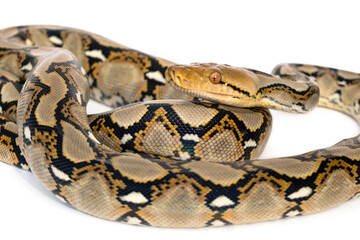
0;25;359;228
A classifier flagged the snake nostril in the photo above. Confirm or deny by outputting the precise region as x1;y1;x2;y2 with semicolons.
172;69;176;77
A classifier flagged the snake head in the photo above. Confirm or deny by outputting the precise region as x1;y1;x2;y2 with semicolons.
165;63;261;107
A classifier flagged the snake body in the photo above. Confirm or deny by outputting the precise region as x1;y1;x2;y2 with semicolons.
0;25;360;227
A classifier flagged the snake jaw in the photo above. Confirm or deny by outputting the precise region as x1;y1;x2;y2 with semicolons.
167;77;252;107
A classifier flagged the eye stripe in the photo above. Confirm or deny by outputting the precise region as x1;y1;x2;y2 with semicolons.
222;82;250;96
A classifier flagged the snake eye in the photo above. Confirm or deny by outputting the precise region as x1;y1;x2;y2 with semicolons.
209;72;221;84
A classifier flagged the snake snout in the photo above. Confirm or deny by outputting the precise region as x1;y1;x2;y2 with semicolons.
166;65;189;86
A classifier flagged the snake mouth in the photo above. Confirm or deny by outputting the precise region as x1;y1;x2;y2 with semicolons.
167;77;175;84
168;78;235;100
205;91;234;98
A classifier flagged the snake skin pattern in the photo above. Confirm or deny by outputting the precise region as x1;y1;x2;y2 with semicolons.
0;25;359;228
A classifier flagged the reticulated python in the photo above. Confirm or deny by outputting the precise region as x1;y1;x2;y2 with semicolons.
0;25;359;228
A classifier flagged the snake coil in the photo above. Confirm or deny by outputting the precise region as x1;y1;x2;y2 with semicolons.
0;25;359;227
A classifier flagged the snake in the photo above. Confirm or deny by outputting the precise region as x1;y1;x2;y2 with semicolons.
0;25;359;228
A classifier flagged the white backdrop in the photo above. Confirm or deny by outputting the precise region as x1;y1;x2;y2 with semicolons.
0;0;359;239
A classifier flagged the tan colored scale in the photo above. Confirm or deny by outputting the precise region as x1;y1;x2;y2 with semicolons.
0;26;359;228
